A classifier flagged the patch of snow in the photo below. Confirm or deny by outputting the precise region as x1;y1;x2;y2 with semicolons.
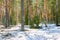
0;24;60;40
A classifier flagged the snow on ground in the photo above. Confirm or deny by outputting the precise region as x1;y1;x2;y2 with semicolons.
0;24;60;40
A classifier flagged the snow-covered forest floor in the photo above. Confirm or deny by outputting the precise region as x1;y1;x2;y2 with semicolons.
0;24;60;40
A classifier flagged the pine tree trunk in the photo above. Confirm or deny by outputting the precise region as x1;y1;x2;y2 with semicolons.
35;0;38;15
4;0;9;28
21;0;24;31
56;0;58;26
44;0;47;27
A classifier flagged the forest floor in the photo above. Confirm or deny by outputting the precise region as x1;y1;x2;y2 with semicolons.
0;24;60;40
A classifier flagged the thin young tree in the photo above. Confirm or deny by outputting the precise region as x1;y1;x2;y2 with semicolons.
0;1;2;24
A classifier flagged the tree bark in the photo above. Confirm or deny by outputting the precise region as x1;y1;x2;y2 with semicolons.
35;0;38;15
44;0;47;27
21;0;24;31
4;0;9;28
56;0;58;26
